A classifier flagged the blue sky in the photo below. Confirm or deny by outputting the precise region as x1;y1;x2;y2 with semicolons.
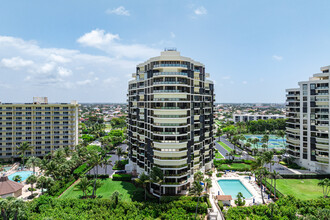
1;0;330;103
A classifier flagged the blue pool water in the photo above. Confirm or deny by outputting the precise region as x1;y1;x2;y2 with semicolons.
218;179;253;199
8;171;33;182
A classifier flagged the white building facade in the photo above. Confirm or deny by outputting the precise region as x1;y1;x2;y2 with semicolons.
233;114;285;123
286;66;330;173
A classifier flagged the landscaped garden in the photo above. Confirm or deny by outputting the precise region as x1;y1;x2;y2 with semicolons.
274;179;323;200
61;178;144;201
215;150;224;159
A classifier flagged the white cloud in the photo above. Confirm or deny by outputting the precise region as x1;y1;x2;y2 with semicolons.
170;32;176;39
57;67;72;77
0;34;146;102
272;55;283;61
49;54;71;63
106;6;130;16
222;76;231;80
77;29;159;59
1;56;34;69
194;6;207;15
242;81;248;84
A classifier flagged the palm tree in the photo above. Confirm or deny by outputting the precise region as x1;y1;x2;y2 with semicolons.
102;156;113;175
26;175;37;196
16;142;33;169
150;166;164;203
261;134;269;150
268;170;281;199
204;178;212;193
135;172;151;201
0;197;26;220
189;180;204;219
115;147;124;164
26;156;41;175
263;151;274;172
12;175;22;183
277;130;286;153
318;178;330;198
75;175;92;198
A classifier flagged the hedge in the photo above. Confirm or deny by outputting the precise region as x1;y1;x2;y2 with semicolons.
112;174;132;181
86;174;109;179
280;173;330;179
262;179;284;199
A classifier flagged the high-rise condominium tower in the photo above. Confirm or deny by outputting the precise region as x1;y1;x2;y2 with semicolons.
286;66;330;173
0;97;79;160
127;49;215;196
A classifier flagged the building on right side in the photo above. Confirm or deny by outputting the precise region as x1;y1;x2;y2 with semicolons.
286;65;330;173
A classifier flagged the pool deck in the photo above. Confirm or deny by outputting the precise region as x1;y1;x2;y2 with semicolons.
210;171;273;207
1;165;43;200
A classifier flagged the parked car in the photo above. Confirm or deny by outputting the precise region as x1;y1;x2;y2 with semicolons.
115;170;127;174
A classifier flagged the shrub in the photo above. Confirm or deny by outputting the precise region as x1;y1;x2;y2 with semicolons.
73;163;88;176
218;200;224;211
216;173;222;177
112;174;132;181
86;174;109;179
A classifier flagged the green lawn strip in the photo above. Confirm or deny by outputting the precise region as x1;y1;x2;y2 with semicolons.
274;179;323;200
218;141;232;152
219;163;251;170
215;151;224;159
60;178;144;202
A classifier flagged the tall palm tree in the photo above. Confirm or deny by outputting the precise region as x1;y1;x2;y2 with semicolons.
26;175;37;196
135;172;151;201
261;134;270;150
263;151;274;172
189;180;204;220
204;178;212;193
16;142;33;169
268;170;281;199
26;156;41;175
277;130;286;153
75;176;92;198
116;147;124;164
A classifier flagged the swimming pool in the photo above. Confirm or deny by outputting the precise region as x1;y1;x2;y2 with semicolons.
8;171;33;182
218;179;253;199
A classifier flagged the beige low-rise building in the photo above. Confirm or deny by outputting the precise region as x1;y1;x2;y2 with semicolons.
0;176;24;198
0;97;79;159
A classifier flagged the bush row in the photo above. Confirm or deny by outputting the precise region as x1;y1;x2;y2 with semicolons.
86;174;109;179
112;174;132;181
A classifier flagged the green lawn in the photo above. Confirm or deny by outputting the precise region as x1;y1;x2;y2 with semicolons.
60;178;144;201
219;163;251;170
275;179;323;200
217;141;240;157
215;151;224;159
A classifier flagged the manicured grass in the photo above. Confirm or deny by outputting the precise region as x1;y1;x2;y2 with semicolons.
219;163;251;170
218;141;232;152
60;178;144;201
218;141;240;157
215;151;224;159
275;179;323;200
